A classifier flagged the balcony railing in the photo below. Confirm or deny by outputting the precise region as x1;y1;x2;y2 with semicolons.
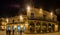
28;17;57;23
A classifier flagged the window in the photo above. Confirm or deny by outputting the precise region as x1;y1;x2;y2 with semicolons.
30;12;34;19
29;22;35;32
43;15;46;20
36;22;41;33
13;20;14;23
42;23;47;32
24;18;26;21
48;23;51;32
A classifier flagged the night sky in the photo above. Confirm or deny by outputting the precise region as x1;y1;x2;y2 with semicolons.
0;0;60;22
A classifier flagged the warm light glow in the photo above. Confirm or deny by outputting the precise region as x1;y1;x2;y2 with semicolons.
39;8;43;14
14;25;17;29
55;25;58;31
50;12;53;16
6;18;8;23
25;22;28;26
27;6;30;12
25;23;28;26
20;15;23;22
1;26;4;29
21;25;24;28
20;15;23;19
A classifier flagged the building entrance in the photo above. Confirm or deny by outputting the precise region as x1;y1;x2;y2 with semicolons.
36;22;41;33
6;25;26;35
6;26;11;35
12;26;21;35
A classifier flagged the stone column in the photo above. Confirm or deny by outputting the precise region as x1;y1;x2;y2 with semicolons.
34;22;36;33
41;22;42;32
47;23;49;32
24;22;29;33
51;24;53;32
25;26;29;33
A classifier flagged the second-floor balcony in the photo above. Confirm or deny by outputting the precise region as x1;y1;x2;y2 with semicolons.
28;16;57;23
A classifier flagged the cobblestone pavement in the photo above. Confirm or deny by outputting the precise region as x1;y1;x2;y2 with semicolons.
23;32;59;35
0;31;60;35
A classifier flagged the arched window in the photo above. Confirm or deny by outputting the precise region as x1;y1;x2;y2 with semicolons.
42;23;47;32
30;22;34;26
30;12;34;19
36;22;41;33
48;23;52;32
48;23;51;28
36;22;40;26
29;22;35;32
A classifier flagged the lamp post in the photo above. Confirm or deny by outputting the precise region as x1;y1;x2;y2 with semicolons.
27;6;31;17
6;18;8;23
27;6;30;12
39;8;43;14
20;15;23;22
50;12;53;20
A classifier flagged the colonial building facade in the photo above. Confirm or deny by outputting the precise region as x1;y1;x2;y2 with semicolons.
0;8;58;34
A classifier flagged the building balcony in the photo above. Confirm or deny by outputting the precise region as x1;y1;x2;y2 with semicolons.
7;21;25;25
28;17;58;23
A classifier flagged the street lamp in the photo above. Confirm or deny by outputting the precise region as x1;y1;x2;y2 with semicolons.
39;8;43;14
39;8;43;18
27;6;31;17
6;18;8;23
50;12;53;19
20;15;23;22
27;6;30;12
50;12;53;16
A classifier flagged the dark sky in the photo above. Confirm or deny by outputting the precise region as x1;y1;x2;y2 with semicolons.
0;0;60;21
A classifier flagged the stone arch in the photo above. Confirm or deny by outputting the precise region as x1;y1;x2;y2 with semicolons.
42;23;47;32
29;21;35;32
36;22;41;33
52;24;55;31
48;23;52;32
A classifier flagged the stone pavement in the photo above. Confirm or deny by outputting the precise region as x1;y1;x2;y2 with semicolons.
23;32;60;35
0;31;60;35
0;31;6;35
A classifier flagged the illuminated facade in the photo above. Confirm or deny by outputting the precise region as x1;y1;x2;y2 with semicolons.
0;7;58;34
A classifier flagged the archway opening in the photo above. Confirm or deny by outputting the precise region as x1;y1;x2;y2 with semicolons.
29;22;35;33
48;23;51;32
36;22;41;33
42;23;47;32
